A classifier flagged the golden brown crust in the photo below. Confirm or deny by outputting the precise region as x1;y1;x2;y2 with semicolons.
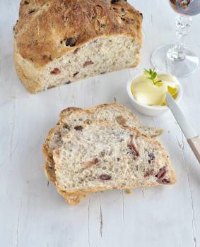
14;52;43;93
56;189;89;205
14;0;142;67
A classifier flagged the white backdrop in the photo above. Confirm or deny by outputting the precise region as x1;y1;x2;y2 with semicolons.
0;1;200;246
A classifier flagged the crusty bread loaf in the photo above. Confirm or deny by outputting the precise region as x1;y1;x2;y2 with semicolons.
43;103;162;183
43;103;175;205
14;0;142;93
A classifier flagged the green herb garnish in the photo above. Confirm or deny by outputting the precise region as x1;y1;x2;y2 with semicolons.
144;69;163;86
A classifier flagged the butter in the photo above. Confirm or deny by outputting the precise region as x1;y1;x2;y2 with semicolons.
131;72;179;106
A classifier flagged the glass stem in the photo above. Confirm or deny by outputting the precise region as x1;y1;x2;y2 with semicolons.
167;15;192;61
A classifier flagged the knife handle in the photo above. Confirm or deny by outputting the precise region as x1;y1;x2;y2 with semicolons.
187;136;200;163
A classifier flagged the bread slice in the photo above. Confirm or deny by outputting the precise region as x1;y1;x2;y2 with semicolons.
53;120;176;205
43;103;175;205
43;103;162;183
14;0;142;93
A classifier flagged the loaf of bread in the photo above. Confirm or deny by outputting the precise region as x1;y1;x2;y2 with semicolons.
43;103;176;205
14;0;142;93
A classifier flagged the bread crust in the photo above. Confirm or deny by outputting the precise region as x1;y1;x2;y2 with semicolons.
14;50;43;93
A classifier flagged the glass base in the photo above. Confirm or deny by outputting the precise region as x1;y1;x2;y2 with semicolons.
151;44;199;77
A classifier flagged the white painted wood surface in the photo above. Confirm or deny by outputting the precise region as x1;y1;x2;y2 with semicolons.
1;1;200;246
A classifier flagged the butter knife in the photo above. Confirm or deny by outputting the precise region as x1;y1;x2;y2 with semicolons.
166;93;200;163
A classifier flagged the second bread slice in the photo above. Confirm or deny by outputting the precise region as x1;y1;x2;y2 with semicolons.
53;120;176;205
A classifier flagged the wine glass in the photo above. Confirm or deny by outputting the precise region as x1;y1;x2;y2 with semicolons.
151;0;200;77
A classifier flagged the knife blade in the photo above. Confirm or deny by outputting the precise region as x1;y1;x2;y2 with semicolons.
166;93;196;139
166;93;200;163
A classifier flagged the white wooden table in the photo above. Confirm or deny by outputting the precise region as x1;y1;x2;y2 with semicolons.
1;1;200;246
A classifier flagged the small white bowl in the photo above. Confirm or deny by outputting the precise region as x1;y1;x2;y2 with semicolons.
126;73;183;117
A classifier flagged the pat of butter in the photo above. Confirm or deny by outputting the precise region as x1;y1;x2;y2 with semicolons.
131;74;178;106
